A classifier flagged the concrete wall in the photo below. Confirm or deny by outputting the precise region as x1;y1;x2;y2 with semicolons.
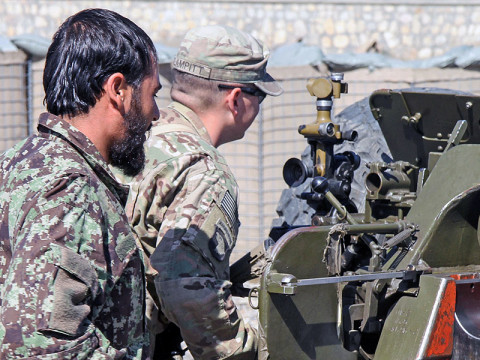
2;0;480;61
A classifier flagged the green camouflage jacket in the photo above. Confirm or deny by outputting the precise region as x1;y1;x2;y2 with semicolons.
0;113;148;359
124;102;257;359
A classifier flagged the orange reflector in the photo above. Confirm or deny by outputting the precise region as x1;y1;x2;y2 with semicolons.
450;274;476;280
425;279;456;359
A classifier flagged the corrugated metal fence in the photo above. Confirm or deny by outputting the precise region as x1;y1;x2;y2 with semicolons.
4;52;480;260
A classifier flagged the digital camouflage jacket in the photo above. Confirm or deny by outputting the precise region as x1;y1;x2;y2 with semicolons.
125;102;257;360
0;113;148;359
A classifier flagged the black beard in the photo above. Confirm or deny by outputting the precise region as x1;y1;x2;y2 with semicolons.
109;98;149;177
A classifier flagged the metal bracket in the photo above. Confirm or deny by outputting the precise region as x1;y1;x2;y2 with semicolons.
266;269;426;295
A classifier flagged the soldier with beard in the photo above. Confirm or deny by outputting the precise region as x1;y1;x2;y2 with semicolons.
0;8;160;359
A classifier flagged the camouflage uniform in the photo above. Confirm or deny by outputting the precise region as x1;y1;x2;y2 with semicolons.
125;101;257;359
122;25;283;360
0;113;148;359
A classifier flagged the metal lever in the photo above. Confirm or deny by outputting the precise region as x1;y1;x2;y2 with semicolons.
266;269;426;295
444;119;467;152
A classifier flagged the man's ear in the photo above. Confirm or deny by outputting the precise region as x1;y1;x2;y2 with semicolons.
225;87;242;117
104;73;132;114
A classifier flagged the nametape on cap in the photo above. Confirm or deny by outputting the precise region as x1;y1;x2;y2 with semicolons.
173;57;212;79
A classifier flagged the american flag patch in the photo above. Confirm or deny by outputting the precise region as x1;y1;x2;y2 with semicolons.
221;190;240;237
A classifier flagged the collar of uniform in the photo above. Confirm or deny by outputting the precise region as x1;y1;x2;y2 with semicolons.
167;101;213;145
37;112;130;204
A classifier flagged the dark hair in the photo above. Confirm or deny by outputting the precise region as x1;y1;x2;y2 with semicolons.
43;8;157;117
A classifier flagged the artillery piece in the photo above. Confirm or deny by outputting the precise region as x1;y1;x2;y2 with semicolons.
256;75;480;359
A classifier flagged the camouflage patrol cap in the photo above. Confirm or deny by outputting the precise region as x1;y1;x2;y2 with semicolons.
172;25;283;96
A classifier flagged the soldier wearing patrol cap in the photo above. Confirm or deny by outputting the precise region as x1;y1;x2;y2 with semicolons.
122;25;283;359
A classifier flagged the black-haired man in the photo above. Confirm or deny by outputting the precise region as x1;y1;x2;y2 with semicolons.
0;8;160;358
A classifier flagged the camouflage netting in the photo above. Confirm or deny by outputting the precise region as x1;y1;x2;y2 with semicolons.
5;34;178;64
7;34;480;71
268;41;480;72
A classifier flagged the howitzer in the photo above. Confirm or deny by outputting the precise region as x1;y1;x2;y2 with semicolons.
241;76;480;359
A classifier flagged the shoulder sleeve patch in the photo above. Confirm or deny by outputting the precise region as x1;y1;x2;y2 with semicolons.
220;190;240;237
209;219;234;262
